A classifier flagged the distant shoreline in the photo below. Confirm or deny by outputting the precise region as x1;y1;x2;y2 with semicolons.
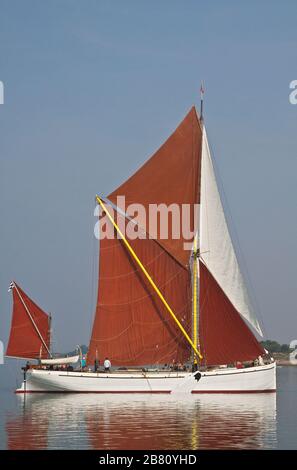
276;360;297;367
274;353;297;366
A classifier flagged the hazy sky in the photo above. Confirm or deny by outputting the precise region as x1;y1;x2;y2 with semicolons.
1;0;296;363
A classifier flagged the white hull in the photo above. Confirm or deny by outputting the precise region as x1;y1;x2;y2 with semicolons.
16;362;276;394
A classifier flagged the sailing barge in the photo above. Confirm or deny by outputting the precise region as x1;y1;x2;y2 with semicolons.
6;106;276;393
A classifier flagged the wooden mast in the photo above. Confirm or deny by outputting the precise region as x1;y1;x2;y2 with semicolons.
192;234;199;367
192;83;205;367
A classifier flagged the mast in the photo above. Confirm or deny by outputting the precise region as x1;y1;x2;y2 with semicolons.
13;283;52;358
200;82;204;123
192;88;204;368
192;234;199;369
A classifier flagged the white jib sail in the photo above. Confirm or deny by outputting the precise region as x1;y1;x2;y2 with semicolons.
199;128;263;336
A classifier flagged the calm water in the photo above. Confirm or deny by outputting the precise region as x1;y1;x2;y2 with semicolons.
0;366;296;449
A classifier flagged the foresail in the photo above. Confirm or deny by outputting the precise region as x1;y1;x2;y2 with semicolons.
199;130;263;336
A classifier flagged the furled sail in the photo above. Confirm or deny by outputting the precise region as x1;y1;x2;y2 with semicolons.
40;355;79;365
199;129;263;336
108;107;202;267
199;261;264;365
6;283;51;359
88;210;192;366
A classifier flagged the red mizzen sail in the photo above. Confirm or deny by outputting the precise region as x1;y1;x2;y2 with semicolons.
108;107;202;267
88;211;192;366
6;283;51;359
199;261;264;366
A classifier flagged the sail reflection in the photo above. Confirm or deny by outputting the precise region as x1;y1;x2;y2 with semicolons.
7;392;277;450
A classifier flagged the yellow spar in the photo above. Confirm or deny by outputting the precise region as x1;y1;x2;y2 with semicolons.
96;195;203;361
192;234;199;364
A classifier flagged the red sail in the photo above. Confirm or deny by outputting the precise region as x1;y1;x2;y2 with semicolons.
108;107;202;267
88;213;192;366
199;262;264;366
6;284;50;359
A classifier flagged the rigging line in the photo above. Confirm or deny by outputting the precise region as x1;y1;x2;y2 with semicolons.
96;195;202;360
206;129;266;337
13;283;51;357
142;370;153;391
89;200;98;338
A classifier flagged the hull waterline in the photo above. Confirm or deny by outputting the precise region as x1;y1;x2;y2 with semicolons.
16;362;276;394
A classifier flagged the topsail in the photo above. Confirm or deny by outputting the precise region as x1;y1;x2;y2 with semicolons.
108;107;202;267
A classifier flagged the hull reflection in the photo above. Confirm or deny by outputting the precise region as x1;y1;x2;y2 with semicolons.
9;393;277;449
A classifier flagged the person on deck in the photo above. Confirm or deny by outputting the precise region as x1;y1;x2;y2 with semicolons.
81;355;87;370
104;357;111;372
258;355;265;366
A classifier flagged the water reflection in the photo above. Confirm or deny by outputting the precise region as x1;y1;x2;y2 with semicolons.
6;393;277;449
6;396;49;450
